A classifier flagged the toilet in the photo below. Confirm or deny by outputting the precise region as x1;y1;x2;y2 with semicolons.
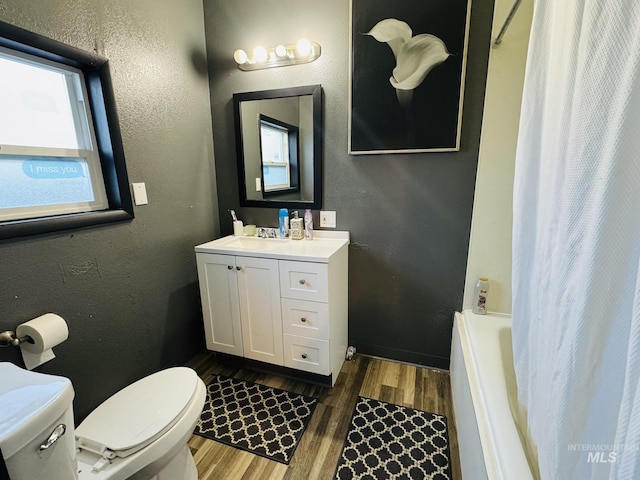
0;362;206;480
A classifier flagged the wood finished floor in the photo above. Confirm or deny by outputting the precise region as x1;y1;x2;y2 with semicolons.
186;351;462;480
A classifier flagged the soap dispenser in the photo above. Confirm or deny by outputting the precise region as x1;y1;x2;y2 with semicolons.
290;211;304;240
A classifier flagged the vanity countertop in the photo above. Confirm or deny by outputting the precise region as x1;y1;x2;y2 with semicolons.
195;231;349;263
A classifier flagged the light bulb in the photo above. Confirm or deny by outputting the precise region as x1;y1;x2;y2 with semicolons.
296;39;312;57
253;46;268;63
275;44;287;58
233;49;248;65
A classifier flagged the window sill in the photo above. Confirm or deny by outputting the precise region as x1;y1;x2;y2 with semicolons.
0;209;133;240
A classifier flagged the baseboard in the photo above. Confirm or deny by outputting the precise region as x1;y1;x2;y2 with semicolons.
351;342;450;370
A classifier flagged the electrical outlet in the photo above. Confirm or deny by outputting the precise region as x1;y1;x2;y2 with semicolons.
320;210;336;228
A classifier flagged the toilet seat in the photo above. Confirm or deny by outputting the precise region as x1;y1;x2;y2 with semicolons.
75;367;198;461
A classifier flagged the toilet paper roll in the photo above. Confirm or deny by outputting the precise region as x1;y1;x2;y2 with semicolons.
16;313;69;370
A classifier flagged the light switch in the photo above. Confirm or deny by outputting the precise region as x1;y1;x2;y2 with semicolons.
320;210;336;228
131;182;148;205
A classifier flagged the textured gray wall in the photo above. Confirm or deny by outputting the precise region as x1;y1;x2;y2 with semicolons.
204;0;494;368
0;0;217;421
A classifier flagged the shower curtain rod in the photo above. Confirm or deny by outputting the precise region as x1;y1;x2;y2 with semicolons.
493;0;523;46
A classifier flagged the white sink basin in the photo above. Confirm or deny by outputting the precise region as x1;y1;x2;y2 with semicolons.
216;235;285;251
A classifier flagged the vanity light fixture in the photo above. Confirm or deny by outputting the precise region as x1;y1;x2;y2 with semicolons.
233;39;321;71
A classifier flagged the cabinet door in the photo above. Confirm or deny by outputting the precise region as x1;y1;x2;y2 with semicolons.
196;253;243;356
236;256;284;365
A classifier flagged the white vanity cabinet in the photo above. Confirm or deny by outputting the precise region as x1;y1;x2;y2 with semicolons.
196;254;283;365
195;232;349;386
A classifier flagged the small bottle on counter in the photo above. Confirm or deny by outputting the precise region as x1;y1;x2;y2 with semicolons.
304;209;313;240
472;277;489;315
290;211;304;240
279;208;289;238
233;220;244;236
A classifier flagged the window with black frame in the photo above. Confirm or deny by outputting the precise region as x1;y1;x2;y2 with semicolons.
258;114;300;196
0;21;133;239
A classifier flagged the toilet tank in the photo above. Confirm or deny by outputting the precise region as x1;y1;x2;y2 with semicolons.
0;363;78;480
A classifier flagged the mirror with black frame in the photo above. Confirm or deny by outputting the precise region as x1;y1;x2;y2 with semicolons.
233;84;322;209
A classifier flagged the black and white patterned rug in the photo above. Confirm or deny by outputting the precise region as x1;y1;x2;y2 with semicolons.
193;375;317;464
335;396;451;480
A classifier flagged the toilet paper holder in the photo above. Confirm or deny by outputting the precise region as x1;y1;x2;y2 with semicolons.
0;330;34;348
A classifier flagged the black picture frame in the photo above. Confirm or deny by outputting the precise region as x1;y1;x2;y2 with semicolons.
349;0;472;154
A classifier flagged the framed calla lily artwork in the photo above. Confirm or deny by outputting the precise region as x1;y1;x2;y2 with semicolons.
349;0;472;154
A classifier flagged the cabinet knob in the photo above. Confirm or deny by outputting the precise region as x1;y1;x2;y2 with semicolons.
227;265;233;270
236;266;241;271
299;279;306;285
301;353;308;359
300;317;307;323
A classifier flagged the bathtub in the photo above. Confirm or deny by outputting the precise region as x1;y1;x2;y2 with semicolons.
450;309;537;480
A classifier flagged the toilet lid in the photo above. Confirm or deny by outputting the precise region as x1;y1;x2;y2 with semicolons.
75;367;198;458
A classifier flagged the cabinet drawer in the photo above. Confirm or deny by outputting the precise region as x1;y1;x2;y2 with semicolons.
279;260;328;302
281;298;329;340
283;334;330;375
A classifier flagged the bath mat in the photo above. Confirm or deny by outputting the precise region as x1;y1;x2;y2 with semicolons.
194;374;317;464
335;397;451;480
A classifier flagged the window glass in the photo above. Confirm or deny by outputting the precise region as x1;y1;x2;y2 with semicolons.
260;124;288;164
0;54;90;149
263;165;289;190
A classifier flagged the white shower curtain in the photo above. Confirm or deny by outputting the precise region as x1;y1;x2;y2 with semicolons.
512;1;640;479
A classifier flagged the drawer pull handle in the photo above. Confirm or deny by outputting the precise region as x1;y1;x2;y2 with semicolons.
301;353;308;359
300;317;307;323
299;279;306;285
227;265;233;270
